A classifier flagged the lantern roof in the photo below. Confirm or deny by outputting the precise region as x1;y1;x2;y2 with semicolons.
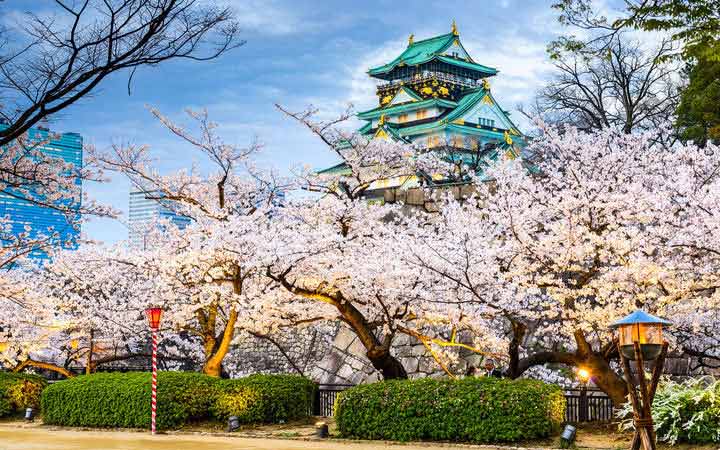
609;309;672;328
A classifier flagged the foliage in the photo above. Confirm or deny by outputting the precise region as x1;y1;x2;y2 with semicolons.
0;1;242;147
538;33;678;134
403;125;720;402
619;377;720;444
212;384;263;423
41;372;313;429
676;59;720;146
210;374;315;424
0;372;46;416
335;377;565;443
0;396;10;417
621;1;720;61
41;372;219;430
553;0;720;61
7;105;720;405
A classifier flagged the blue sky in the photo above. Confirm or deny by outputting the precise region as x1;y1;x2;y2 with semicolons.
6;0;575;243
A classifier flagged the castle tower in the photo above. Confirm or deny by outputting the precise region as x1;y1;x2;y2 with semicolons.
319;22;526;202
360;22;524;155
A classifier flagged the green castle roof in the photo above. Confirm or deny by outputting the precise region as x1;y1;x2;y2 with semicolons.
357;87;522;140
368;32;497;77
357;97;458;120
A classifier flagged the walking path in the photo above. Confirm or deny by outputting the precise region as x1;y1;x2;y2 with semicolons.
1;422;714;450
0;425;546;450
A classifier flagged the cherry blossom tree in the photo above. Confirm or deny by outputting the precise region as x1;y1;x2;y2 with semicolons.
403;123;720;403
92;107;296;377
265;106;501;379
0;244;156;377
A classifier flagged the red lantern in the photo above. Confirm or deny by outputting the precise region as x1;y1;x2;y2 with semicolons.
145;307;163;330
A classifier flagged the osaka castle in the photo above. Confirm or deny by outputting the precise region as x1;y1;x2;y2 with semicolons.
320;21;526;203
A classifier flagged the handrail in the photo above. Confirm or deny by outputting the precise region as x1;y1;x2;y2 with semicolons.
377;72;482;90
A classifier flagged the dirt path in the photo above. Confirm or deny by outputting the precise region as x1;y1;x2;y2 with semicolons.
2;423;715;450
0;425;540;450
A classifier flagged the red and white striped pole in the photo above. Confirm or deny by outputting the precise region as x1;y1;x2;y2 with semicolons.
151;327;158;435
145;307;163;436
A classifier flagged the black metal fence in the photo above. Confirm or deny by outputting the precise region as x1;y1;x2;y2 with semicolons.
313;384;615;424
564;388;615;423
313;384;353;416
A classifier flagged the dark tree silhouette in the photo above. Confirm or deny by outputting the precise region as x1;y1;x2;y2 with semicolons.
0;0;243;146
525;34;679;134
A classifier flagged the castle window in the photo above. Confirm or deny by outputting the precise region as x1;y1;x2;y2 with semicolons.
479;117;495;127
451;135;463;147
416;109;427;120
428;135;440;148
398;113;409;123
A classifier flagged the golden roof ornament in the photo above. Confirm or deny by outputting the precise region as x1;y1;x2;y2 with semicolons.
408;34;414;46
451;20;458;36
504;130;513;145
482;78;491;90
378;114;386;126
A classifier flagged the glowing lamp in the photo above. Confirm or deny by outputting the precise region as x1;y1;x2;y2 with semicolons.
577;368;590;383
145;307;163;330
610;310;671;361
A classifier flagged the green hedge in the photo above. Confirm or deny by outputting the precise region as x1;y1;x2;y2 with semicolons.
41;372;314;430
335;377;565;443
211;374;315;424
0;372;47;417
41;372;216;429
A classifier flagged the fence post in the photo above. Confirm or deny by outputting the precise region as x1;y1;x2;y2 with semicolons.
313;383;321;416
579;386;588;422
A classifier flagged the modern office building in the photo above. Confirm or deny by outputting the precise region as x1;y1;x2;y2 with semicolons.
128;190;191;249
0;124;83;258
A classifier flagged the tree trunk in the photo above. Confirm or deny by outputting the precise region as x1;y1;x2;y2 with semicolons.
267;270;410;381
202;307;238;377
367;347;408;379
13;358;75;378
581;351;628;405
85;329;94;375
333;298;408;380
511;327;629;405
508;320;527;377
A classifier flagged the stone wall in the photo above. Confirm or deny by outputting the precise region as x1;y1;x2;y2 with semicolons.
227;327;334;378
227;323;476;384
229;323;718;384
308;324;484;384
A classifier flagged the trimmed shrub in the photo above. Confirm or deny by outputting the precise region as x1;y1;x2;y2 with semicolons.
210;374;315;424
41;372;315;429
41;372;219;430
211;384;264;423
0;396;10;417
0;372;47;416
335;377;566;443
619;377;720;444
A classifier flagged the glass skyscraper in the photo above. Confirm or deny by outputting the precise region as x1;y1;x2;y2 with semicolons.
128;191;192;249
0;124;83;258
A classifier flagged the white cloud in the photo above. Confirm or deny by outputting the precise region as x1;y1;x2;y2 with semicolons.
219;0;313;35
